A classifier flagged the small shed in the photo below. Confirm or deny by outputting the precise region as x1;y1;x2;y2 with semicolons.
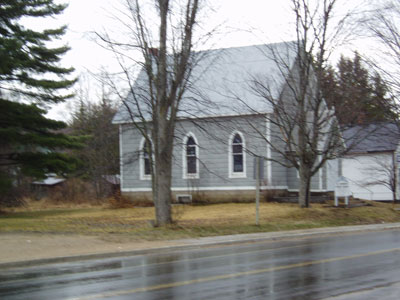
31;174;66;199
101;175;121;196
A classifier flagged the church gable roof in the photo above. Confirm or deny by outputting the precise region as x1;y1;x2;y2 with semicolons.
113;41;298;124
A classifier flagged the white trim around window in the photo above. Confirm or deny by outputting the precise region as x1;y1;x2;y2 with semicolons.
182;132;200;179
139;137;152;180
228;131;247;178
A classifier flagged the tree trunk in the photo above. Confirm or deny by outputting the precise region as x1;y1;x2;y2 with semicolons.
299;164;311;208
305;176;311;207
152;116;173;226
393;152;397;205
154;155;172;226
150;0;173;226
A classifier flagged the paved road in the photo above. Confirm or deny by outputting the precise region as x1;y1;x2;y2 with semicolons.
1;229;400;299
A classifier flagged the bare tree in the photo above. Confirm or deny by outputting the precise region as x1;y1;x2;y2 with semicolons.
360;153;397;203
70;75;120;199
247;0;356;207
366;0;400;99
364;1;400;204
97;0;205;225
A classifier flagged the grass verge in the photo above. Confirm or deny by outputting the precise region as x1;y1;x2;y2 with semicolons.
1;201;400;241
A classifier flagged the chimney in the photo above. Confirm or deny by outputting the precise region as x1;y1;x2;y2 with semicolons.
148;48;159;57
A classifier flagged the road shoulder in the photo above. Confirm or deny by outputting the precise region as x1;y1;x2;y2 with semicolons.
1;222;400;269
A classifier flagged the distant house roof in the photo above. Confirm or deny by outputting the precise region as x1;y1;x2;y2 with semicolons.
112;41;298;124
102;175;121;185
343;123;400;154
32;175;65;186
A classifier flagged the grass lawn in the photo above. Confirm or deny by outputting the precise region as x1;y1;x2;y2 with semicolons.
1;201;400;241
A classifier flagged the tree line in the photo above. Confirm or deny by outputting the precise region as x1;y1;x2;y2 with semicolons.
322;52;395;125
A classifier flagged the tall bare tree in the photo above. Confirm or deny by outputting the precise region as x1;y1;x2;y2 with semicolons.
248;0;355;207
366;0;400;99
98;0;203;225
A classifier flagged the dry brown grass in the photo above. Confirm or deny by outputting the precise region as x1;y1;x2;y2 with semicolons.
12;197;107;211
1;200;400;241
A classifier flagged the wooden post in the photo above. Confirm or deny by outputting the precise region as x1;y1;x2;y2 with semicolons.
256;156;260;226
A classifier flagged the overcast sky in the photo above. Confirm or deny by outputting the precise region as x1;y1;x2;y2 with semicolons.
59;0;292;71
46;0;368;120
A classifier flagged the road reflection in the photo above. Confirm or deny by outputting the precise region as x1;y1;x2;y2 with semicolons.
0;230;400;299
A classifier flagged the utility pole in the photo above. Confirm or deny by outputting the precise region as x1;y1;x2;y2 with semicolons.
255;156;260;226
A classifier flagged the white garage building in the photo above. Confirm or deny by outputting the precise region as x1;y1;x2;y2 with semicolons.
342;123;400;201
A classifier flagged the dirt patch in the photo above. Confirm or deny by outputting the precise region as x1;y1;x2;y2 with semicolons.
0;233;180;264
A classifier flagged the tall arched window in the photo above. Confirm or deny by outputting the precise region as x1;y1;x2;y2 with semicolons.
183;133;199;179
232;134;243;172
187;137;196;174
140;138;152;180
143;141;151;175
229;132;246;178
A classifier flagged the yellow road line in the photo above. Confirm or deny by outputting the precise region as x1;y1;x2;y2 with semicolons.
72;247;400;300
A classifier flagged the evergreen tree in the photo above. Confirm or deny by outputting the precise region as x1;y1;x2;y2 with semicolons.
323;52;394;124
0;1;78;203
370;72;396;121
69;94;119;199
321;65;339;110
0;0;75;103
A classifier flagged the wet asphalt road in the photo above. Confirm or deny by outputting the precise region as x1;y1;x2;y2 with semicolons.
1;229;400;300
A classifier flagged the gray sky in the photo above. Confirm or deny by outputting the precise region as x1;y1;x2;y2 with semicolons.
47;0;368;120
59;0;293;71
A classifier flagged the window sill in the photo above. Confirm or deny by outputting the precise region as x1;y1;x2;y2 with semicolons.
229;172;247;179
183;174;200;179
